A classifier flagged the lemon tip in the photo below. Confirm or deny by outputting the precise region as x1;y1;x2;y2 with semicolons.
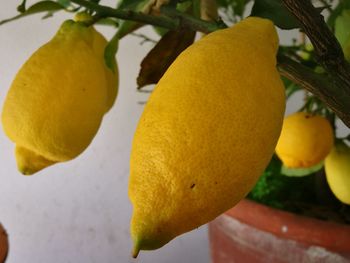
131;246;140;258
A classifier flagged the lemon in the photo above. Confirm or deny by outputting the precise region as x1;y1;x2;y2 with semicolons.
275;112;334;168
75;12;119;111
2;20;117;175
91;28;119;111
129;17;285;256
325;142;350;204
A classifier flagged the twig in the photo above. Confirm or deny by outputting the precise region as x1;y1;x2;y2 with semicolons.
281;0;350;88
277;54;350;127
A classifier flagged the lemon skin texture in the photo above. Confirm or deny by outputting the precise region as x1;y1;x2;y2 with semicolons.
2;20;108;175
325;142;350;204
91;28;119;112
275;112;334;168
74;12;119;112
129;17;286;255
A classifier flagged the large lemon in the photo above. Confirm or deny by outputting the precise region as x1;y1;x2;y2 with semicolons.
2;20;118;175
275;112;334;168
129;17;285;256
325;142;350;204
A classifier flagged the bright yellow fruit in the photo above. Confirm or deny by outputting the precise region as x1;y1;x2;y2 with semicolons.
75;12;119;111
325;142;350;204
276;112;334;168
129;17;285;256
2;20;117;175
91;28;119;111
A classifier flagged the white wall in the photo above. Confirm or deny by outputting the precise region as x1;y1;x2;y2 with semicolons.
0;1;209;263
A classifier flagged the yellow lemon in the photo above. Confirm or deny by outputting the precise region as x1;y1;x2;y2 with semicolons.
129;17;285;256
276;112;334;168
325;142;350;204
2;20;115;175
91;28;119;111
75;12;119;111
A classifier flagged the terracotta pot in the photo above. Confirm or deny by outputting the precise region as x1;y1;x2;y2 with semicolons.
0;223;8;263
209;199;350;263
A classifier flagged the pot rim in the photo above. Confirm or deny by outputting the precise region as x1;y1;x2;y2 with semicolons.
224;198;350;252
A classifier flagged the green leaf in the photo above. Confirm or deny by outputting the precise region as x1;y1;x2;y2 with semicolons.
281;161;324;177
248;155;286;208
285;82;300;99
95;18;119;27
193;0;201;18
282;76;300;98
104;32;119;72
327;0;350;29
153;26;169;36
250;0;300;30
335;9;350;48
0;1;65;26
57;0;71;8
17;0;27;13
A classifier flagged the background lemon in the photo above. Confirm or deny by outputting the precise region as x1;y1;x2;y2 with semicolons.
276;112;334;168
325;142;350;204
129;17;285;256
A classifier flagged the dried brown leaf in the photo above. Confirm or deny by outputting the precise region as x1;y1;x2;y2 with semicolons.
137;28;196;89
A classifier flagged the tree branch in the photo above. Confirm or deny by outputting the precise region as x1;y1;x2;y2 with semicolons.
277;54;350;126
281;0;350;89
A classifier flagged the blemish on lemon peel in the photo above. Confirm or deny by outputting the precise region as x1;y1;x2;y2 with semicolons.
128;17;285;255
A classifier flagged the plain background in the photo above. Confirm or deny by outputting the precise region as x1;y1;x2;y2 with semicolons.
0;1;348;263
